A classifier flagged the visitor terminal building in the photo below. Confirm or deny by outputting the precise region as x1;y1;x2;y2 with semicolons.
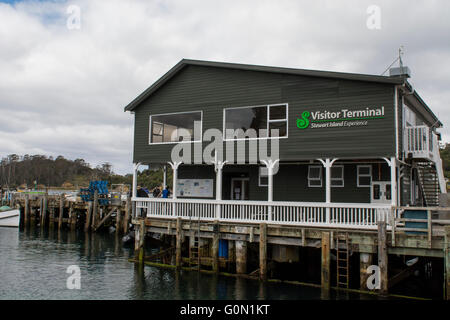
125;59;446;229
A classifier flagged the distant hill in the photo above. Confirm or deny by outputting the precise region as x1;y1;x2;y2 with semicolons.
0;154;171;191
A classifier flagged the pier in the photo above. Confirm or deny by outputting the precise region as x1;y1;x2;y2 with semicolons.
128;198;450;300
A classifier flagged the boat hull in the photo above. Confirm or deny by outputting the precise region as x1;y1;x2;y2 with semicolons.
0;209;20;227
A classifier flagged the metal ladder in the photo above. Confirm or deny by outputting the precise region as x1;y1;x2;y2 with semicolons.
336;233;350;289
189;211;201;270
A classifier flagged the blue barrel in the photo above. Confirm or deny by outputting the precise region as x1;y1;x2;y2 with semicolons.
218;240;229;258
404;210;428;235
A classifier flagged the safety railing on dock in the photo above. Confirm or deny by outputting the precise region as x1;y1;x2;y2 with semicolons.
133;198;396;230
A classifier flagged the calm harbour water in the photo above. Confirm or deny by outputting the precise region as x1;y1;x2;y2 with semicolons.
0;227;378;300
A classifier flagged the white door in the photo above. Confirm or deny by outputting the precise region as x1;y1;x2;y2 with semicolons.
371;182;392;204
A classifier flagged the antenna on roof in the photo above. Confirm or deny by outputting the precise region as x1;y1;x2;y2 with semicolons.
381;46;411;78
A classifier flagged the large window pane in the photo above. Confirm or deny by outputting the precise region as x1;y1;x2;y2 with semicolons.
269;122;287;137
269;105;287;120
225;106;267;139
150;112;201;143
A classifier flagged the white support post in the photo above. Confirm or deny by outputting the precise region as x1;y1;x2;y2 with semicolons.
212;157;228;219
163;165;167;189
168;161;182;216
317;158;338;224
382;157;398;207
261;159;280;222
132;162;142;199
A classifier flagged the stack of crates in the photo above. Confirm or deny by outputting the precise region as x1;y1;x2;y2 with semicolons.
79;181;109;205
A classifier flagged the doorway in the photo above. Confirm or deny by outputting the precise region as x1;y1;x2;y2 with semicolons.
230;178;249;200
371;181;392;204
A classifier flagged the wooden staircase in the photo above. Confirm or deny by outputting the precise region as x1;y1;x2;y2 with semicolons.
336;233;350;289
416;162;440;207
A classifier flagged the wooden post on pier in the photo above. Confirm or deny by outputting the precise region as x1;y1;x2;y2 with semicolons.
236;240;247;274
41;194;48;228
444;226;450;300
176;217;182;269
24;194;29;225
378;220;388;295
115;206;122;234
69;203;76;231
84;202;93;232
134;219;145;263
321;231;331;291
58;194;64;230
39;197;43;226
92;190;98;229
360;253;373;291
212;221;219;273
123;195;131;234
259;223;267;281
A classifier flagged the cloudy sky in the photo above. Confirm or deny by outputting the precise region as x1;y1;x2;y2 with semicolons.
1;0;449;174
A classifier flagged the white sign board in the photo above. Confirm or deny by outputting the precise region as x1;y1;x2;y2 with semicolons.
176;179;214;198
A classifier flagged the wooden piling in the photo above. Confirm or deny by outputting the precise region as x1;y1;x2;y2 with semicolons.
24;194;29;225
123;195;131;234
39;197;43;226
41;194;48;228
84;202;92;232
58;194;64;230
176;217;182;268
212;221;219;273
259;223;267;281
92;190;98;229
445;226;450;300
115;207;122;234
377;220;388;295
321;231;331;291
134;219;145;263
359;253;373;291
69;203;76;231
235;240;247;274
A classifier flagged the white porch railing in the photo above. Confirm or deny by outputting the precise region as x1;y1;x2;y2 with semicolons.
405;125;431;158
134;198;396;230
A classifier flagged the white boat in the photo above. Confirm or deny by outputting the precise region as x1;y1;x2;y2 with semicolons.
0;206;21;227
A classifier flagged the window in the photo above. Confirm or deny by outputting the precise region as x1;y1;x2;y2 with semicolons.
258;167;268;187
149;111;202;144
357;165;372;187
224;104;288;140
331;165;344;187
308;165;322;187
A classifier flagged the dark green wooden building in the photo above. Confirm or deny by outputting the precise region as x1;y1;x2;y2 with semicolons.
125;59;445;214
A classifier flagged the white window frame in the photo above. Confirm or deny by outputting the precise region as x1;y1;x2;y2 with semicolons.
223;103;289;141
258;167;268;187
357;165;372;188
331;165;344;188
308;165;322;188
149;110;203;145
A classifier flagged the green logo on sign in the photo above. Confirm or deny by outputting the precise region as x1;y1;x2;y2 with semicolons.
296;111;310;129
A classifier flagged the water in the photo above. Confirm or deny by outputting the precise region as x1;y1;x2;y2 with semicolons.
0;227;378;300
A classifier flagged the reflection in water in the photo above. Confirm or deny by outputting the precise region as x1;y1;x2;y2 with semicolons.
0;227;379;300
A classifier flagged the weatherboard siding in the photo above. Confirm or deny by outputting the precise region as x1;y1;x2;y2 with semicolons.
133;65;396;164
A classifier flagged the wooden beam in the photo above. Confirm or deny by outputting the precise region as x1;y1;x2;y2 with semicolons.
236;240;247;274
378;221;388;295
212;221;219;273
134;219;145;263
321;231;331;290
123;195;131;234
91;190;98;229
259;223;267;281
445;226;450;300
176;217;182;269
94;207;117;232
84;202;93;232
58;195;64;230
